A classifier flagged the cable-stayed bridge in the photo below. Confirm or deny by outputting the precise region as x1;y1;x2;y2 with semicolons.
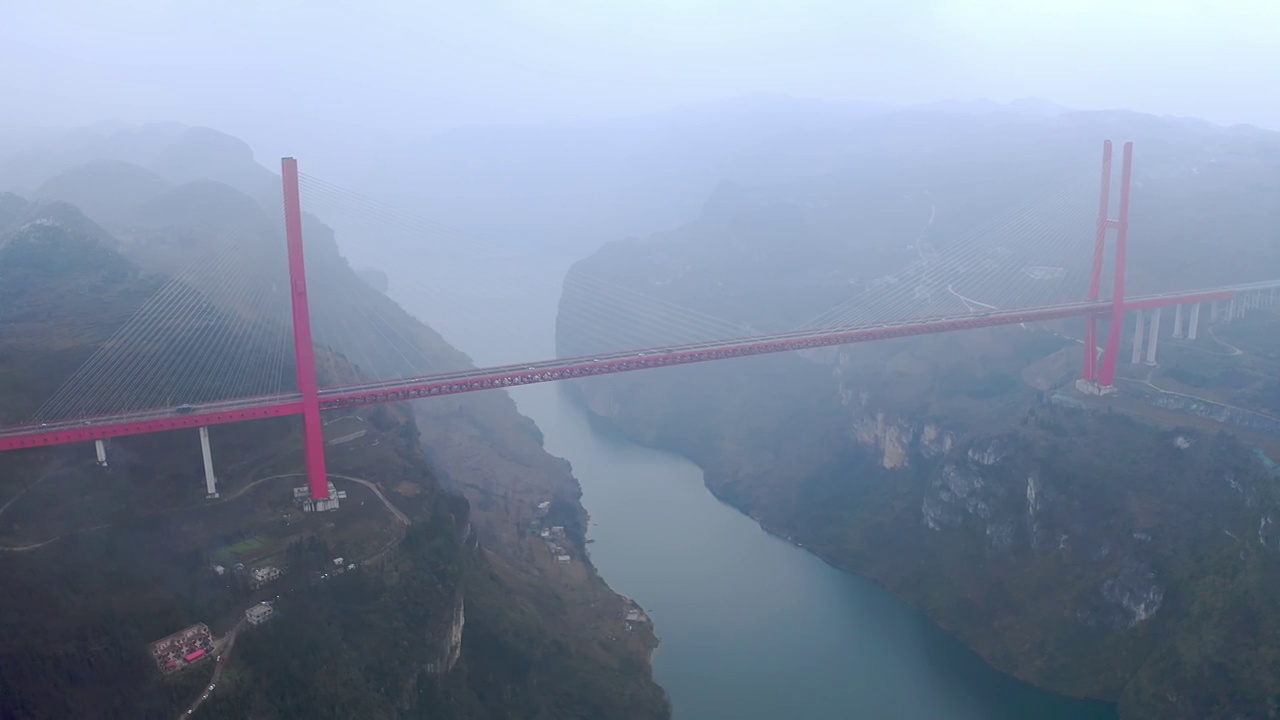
2;141;1277;502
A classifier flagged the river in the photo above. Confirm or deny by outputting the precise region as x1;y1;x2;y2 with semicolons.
380;254;1117;719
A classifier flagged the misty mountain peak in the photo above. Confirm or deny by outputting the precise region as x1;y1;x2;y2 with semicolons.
6;200;122;249
701;179;752;218
132;179;268;229
0;200;136;297
0;192;28;232
32;159;172;225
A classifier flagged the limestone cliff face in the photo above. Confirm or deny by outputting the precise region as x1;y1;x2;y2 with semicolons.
552;107;1280;718
846;410;956;470
850;412;915;469
830;345;959;470
426;592;465;675
832;356;1173;640
916;436;1169;632
565;337;1280;719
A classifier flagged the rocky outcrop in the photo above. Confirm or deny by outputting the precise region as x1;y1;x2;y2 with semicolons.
553;105;1280;719
1149;393;1280;434
564;335;1280;719
919;435;1169;634
1097;561;1163;630
851;412;916;469
426;593;465;675
839;358;956;470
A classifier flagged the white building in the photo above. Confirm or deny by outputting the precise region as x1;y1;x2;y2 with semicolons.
250;566;281;587
556;555;571;565
245;602;274;626
293;483;348;512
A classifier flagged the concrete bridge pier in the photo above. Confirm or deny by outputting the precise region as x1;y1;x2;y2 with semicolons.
1172;304;1184;338
1144;307;1162;365
95;439;107;467
1187;303;1201;340
199;426;219;499
1131;309;1145;364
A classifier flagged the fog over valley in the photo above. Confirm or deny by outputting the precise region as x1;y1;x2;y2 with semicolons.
1;2;1279;719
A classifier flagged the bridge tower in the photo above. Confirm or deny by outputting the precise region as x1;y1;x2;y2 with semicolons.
1078;140;1134;395
199;426;219;498
281;158;330;500
1081;140;1113;384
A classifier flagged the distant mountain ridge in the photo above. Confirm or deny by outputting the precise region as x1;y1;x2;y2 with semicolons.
554;102;1280;720
0;127;669;719
0;123;277;204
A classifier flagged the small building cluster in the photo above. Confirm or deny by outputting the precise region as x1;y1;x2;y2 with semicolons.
293;482;348;513
542;527;569;564
150;623;214;674
245;602;275;626
621;597;650;634
530;499;572;565
308;557;357;586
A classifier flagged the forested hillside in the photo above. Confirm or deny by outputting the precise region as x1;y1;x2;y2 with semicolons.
0;138;667;718
557;107;1280;720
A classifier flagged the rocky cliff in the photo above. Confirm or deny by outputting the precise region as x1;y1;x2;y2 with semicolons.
556;108;1280;719
0;147;668;718
566;321;1280;718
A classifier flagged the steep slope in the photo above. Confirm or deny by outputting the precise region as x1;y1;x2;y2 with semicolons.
0;192;27;230
0;179;666;716
0;201;152;418
0;123;276;206
557;109;1280;720
146;127;279;202
31;159;173;225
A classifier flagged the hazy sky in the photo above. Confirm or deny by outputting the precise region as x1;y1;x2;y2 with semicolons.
3;0;1278;163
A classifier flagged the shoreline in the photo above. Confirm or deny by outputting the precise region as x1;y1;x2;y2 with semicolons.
573;393;1118;712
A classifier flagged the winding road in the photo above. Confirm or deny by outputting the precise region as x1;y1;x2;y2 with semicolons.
178;621;241;719
1121;370;1280;423
0;471;408;551
0;471;300;552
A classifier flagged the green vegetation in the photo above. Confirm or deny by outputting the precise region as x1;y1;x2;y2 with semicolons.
199;520;464;720
574;326;1280;718
218;536;265;560
0;152;666;719
557;108;1280;720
